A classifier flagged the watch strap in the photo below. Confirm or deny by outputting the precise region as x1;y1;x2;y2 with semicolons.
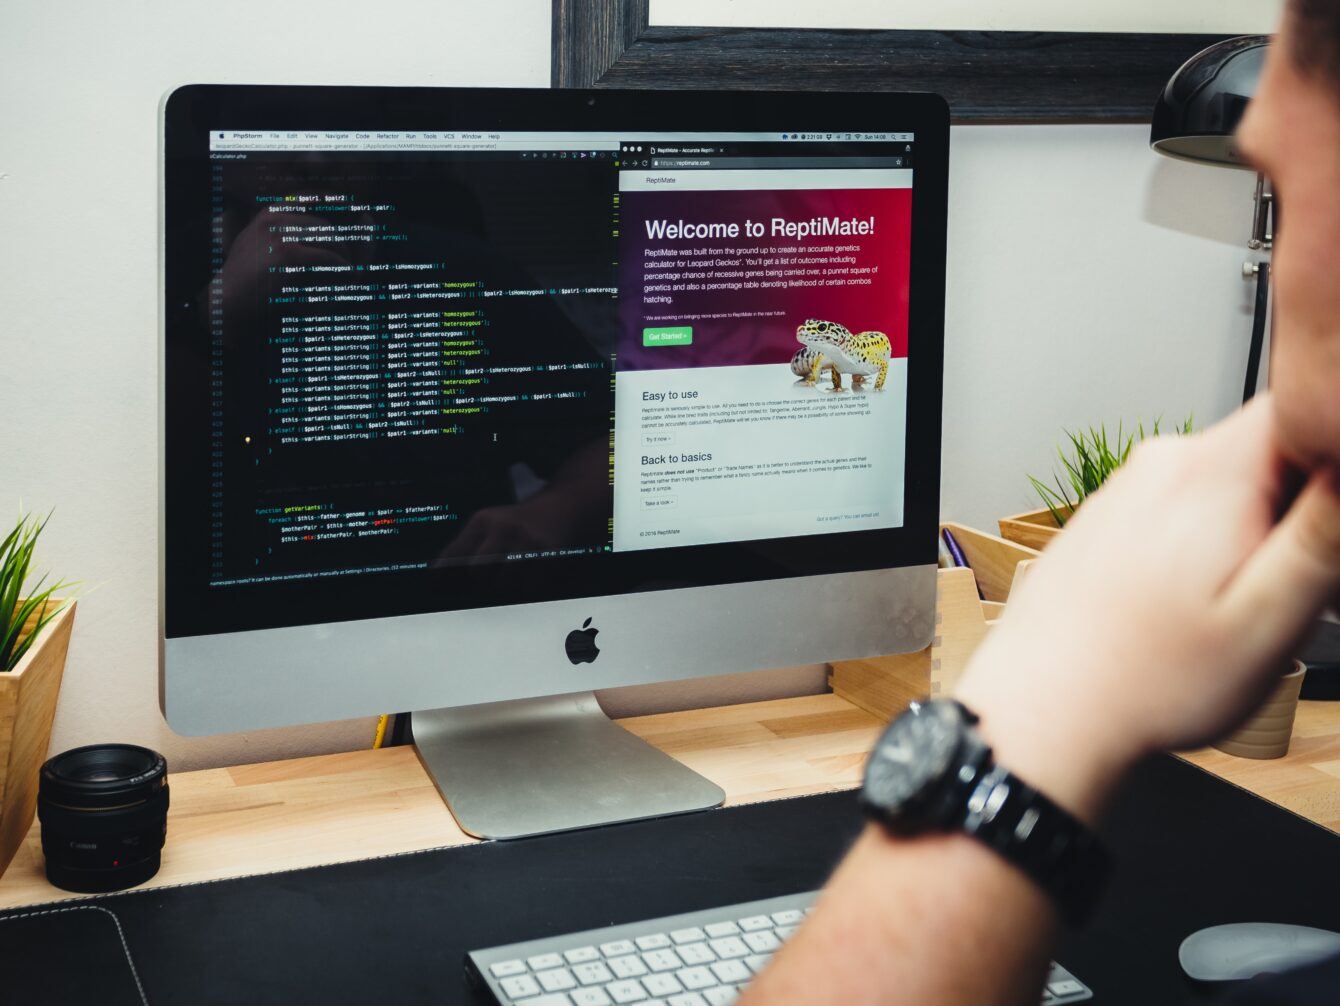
962;763;1112;928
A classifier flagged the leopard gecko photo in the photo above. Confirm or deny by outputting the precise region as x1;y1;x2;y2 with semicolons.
789;319;892;391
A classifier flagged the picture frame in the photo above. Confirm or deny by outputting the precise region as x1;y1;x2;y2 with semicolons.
551;0;1234;122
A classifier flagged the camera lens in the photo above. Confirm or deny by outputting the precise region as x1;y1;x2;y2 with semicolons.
38;744;169;893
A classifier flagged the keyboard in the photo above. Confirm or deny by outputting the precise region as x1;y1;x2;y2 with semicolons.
465;890;1094;1005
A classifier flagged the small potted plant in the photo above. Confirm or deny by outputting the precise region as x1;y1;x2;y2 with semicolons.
999;417;1192;550
0;513;77;878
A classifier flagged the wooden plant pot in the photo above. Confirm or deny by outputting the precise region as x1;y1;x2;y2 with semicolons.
998;505;1071;552
0;600;76;879
1213;662;1306;760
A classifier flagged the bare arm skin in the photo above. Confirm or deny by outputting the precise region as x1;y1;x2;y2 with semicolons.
741;397;1340;1006
746;827;1058;1006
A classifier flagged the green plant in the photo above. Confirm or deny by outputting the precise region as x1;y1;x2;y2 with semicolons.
1;513;74;672
1029;416;1193;528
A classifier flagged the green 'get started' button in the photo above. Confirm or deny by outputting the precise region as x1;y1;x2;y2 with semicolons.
643;326;693;347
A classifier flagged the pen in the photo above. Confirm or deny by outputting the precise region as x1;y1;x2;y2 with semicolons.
941;528;985;600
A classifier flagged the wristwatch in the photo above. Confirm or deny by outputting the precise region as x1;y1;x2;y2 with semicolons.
860;699;1111;927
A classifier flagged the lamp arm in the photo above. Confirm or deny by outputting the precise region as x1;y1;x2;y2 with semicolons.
1243;261;1271;403
1249;174;1274;251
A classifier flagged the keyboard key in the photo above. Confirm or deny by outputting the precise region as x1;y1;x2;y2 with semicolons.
671;927;708;945
707;937;749;960
537;968;577;993
574;962;614;986
676;943;717;965
743;931;781;954
490;959;528;979
775;925;801;940
667;995;708;1006
643;949;684;972
770;910;804;926
738;916;773;932
677;966;719;990
743;954;772;974
643;973;685;997
499;974;542;999
709;960;750;984
609;955;650;979
704;922;740;938
608;979;649;1003
566;946;602;965
528;953;565;971
704;989;739;1006
571;990;614;1006
636;934;671;951
1049;980;1084;996
602;940;638;958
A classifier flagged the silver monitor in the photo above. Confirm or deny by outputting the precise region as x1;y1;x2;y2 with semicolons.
160;86;948;839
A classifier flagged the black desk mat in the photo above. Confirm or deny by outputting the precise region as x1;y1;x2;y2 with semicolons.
0;904;149;1004
2;756;1338;1005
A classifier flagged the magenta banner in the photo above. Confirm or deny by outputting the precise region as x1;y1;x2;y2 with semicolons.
618;186;913;373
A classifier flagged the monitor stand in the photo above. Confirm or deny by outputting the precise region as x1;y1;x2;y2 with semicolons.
411;692;726;840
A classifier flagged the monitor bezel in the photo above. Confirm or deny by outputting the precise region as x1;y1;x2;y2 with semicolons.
161;84;948;640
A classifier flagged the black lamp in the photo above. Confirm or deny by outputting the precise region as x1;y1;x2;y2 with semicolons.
1151;36;1274;403
1152;36;1269;166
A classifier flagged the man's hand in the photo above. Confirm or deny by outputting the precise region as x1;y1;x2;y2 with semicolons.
741;400;1340;1006
956;395;1340;823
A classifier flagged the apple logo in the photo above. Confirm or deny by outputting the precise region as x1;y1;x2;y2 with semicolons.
565;617;600;665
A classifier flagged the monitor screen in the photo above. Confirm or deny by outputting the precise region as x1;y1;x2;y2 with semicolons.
160;86;947;735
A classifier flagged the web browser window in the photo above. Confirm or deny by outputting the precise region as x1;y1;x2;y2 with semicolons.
610;135;914;551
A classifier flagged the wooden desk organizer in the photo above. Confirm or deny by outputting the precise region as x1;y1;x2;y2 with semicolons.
828;525;1038;722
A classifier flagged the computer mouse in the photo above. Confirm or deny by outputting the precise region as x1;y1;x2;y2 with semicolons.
1179;923;1340;981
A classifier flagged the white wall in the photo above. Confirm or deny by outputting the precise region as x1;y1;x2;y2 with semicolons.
0;1;1268;768
651;0;1283;34
0;0;552;770
941;126;1265;531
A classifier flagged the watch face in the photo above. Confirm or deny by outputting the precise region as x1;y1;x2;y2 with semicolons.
864;702;963;812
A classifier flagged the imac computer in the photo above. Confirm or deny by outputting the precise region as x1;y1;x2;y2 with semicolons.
160;85;948;839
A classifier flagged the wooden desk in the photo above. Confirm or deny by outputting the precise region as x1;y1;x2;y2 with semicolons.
2;693;1339;911
1181;700;1340;832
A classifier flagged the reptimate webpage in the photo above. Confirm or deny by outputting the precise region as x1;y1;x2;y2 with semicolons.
200;129;915;585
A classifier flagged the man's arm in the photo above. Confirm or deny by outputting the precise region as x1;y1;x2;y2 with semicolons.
743;676;1119;1006
742;397;1340;1006
747;827;1057;1006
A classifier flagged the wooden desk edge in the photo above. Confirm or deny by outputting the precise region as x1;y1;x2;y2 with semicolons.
3;694;1339;911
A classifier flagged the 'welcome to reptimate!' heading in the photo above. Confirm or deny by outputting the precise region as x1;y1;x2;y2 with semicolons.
645;216;878;241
